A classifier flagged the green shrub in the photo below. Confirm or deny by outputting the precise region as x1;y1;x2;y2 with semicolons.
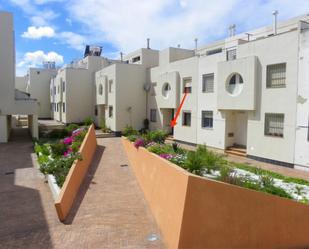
73;130;87;143
148;144;174;155
50;143;67;157
84;117;94;126
123;125;139;137
184;150;205;175
47;129;68;139
127;134;139;142
218;164;234;182
65;124;79;134
145;130;168;144
71;141;82;153
34;143;50;156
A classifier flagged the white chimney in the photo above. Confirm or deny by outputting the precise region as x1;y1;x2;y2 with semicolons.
272;10;279;35
120;52;123;62
194;38;198;51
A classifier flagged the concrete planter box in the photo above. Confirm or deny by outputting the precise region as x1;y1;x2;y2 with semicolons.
47;174;60;201
122;137;309;249
54;125;97;221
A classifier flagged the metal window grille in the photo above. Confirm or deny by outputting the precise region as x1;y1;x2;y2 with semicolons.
202;111;213;128
202;74;214;93
226;49;237;61
182;111;191;126
150;109;157;122
267;63;286;88
264;113;284;137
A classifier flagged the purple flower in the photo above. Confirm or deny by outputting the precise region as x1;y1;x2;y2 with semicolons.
159;154;174;160
63;137;73;145
72;128;84;137
134;138;145;149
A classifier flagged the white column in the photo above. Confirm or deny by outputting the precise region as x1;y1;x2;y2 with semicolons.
31;114;39;139
0;115;8;143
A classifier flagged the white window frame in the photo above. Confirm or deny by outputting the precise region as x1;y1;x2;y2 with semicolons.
266;63;286;88
264;113;284;137
201;111;213;129
202;73;214;93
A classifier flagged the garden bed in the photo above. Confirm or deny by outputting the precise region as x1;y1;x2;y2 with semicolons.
35;123;97;221
122;127;309;249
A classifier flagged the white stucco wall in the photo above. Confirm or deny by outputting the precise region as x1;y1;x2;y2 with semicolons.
27;68;57;118
294;22;309;170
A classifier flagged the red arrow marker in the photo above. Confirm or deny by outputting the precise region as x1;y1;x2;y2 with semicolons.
170;91;188;127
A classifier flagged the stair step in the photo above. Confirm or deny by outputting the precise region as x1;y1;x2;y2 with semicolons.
225;150;247;157
227;147;246;154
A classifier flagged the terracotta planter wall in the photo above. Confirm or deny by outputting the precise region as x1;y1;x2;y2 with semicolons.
122;137;309;249
55;124;97;221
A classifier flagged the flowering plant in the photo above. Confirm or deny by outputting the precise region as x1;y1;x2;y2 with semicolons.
134;138;145;149
159;153;174;160
63;137;73;145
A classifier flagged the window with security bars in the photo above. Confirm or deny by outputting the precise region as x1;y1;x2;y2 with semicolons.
150;109;157;122
202;74;214;93
226;49;237;61
264;113;284;137
201;111;213;128
267;63;286;88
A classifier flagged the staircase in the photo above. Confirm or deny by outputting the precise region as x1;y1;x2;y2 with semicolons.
225;145;247;157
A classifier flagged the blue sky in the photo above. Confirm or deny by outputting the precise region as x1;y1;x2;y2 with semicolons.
1;0;308;75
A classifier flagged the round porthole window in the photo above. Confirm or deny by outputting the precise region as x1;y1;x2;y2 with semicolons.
162;82;171;98
226;73;244;96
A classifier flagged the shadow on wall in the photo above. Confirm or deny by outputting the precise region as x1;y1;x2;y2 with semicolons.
0;131;53;249
64;145;105;224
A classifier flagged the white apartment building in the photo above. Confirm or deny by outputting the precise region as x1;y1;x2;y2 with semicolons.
94;14;309;171
95;48;159;134
15;75;28;92
0;12;38;142
50;52;115;124
26;67;57;119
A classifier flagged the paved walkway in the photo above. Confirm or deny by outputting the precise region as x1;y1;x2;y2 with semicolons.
0;131;164;249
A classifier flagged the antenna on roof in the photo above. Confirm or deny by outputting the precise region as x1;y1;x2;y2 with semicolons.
177;44;181;48
194;38;198;53
229;24;236;37
272;10;279;35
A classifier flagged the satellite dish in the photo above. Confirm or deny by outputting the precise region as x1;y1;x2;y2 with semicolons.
144;83;151;92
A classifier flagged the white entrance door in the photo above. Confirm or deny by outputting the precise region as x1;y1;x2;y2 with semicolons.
235;112;248;147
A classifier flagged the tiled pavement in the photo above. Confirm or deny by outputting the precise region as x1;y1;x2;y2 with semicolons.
0;129;164;249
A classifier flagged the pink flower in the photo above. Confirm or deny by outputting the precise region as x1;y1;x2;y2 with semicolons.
64;147;73;157
72;128;84;137
63;137;73;145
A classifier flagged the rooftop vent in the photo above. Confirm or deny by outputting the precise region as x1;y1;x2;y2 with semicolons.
272;10;279;35
84;45;102;57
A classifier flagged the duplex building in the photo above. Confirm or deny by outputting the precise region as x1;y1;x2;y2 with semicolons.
93;14;309;171
0;12;38;142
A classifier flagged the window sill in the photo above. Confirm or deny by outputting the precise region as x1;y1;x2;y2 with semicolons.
202;127;213;130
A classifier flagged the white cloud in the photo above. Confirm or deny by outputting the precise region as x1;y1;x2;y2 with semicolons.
22;26;55;39
58;32;86;51
66;0;309;54
17;50;64;75
9;0;59;26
